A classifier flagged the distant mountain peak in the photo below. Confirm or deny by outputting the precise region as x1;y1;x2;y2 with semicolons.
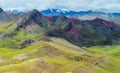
31;9;41;14
16;9;41;29
0;7;4;13
27;9;42;18
16;9;46;31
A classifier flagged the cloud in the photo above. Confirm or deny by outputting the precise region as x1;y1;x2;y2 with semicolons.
0;0;120;12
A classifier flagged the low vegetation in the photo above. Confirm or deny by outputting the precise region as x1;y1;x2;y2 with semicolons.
0;39;120;73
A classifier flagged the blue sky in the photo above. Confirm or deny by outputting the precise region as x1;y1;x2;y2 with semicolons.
0;0;120;12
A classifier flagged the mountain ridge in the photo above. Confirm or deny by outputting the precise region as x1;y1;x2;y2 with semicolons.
41;9;120;24
0;8;120;48
5;8;120;24
14;9;120;47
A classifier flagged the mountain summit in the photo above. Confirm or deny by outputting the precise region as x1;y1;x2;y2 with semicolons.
16;9;45;31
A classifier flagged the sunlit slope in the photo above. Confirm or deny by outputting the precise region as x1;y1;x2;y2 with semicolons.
0;21;45;49
0;39;119;73
88;45;120;73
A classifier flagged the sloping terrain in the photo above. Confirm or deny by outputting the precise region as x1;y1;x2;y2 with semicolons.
0;8;120;73
0;38;120;73
0;8;18;25
0;9;120;49
11;9;120;47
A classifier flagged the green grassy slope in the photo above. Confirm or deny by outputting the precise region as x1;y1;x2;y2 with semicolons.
0;39;120;73
0;21;45;48
88;45;120;73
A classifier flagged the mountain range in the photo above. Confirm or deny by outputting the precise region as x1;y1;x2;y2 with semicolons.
0;8;120;48
9;9;120;24
0;8;120;73
41;9;120;24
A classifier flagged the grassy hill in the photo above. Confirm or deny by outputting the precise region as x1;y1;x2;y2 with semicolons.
0;38;120;73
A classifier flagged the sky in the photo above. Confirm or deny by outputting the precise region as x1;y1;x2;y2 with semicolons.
0;0;120;12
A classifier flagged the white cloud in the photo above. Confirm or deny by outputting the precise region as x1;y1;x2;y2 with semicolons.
0;0;120;12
